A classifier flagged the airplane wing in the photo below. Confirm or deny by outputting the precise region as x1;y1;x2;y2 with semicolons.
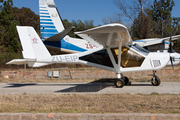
75;23;132;48
134;35;180;47
75;23;132;73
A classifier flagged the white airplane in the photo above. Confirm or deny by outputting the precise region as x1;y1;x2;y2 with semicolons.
39;0;180;66
7;24;174;88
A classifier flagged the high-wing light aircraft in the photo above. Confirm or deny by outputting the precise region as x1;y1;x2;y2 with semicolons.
7;24;174;88
39;0;180;66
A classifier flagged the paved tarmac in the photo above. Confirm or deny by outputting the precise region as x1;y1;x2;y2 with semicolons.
0;82;179;94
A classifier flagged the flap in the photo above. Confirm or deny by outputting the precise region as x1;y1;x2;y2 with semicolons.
75;24;132;48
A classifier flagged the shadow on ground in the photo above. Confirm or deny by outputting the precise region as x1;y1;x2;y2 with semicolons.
4;78;152;93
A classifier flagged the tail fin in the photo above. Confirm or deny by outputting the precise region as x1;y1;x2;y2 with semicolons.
17;26;51;59
39;0;65;39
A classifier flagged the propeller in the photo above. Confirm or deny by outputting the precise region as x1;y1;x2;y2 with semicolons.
169;35;174;70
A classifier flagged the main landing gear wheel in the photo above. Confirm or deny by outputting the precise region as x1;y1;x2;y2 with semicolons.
114;79;125;88
151;76;161;86
123;76;129;85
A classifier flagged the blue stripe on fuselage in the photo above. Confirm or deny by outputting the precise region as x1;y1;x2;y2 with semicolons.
164;42;169;44
43;39;87;52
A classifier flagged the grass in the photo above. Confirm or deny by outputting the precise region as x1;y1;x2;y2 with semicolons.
0;94;179;113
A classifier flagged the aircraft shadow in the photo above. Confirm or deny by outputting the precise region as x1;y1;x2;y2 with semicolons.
4;82;112;93
4;83;38;88
4;79;152;93
55;82;113;93
127;84;152;86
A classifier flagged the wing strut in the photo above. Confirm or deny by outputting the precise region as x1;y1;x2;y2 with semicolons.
117;33;124;77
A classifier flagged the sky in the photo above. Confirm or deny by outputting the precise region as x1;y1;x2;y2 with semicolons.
12;0;180;26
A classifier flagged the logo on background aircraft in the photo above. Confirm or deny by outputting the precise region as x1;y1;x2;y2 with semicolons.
32;37;38;44
51;14;58;17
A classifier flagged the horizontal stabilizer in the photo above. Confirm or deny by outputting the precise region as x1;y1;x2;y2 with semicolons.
6;59;35;65
44;27;75;42
28;62;53;67
6;59;52;67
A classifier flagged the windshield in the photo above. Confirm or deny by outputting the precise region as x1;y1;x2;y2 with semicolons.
131;43;149;56
111;47;145;68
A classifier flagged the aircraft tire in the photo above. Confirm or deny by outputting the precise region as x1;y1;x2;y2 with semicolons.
114;79;125;88
151;76;161;86
124;76;129;85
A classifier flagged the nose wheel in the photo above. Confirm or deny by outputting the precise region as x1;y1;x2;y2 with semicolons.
151;76;161;86
151;71;161;86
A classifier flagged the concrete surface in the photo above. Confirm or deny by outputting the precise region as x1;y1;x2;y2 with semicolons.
0;113;179;120
0;82;180;94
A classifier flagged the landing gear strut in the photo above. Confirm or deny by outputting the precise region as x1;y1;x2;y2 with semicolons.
151;71;161;86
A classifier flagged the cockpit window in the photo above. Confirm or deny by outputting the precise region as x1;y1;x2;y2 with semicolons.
111;46;145;68
131;43;149;56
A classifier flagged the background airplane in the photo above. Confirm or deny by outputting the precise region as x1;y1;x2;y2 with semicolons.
134;36;180;66
39;0;180;66
39;0;98;53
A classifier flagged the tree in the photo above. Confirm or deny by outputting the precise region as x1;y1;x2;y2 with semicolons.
113;0;150;22
104;0;153;40
0;0;20;63
150;0;175;37
102;14;122;24
12;7;40;34
131;11;152;39
63;19;95;38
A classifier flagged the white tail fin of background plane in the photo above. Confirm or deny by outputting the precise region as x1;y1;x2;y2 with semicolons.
17;26;51;59
39;0;65;39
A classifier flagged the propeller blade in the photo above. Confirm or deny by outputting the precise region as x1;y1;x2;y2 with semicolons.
169;35;172;53
170;57;174;70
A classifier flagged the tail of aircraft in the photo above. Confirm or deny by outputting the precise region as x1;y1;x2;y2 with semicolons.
6;26;52;67
39;0;65;39
17;26;51;59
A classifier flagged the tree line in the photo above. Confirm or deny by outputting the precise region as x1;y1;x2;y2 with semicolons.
103;0;180;39
0;0;94;67
0;0;180;67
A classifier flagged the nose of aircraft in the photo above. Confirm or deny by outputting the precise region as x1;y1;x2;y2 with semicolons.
150;52;170;70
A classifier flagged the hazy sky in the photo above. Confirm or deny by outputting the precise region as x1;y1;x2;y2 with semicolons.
12;0;180;26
